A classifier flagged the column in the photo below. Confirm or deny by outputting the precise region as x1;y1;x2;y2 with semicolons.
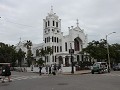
63;57;65;66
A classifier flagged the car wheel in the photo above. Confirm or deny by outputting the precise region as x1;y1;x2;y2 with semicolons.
92;71;94;74
98;70;101;74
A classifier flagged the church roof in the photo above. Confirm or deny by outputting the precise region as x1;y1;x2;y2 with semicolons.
73;19;83;32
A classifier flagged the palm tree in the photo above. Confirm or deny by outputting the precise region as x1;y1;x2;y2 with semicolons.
24;40;33;66
46;46;53;55
24;40;32;50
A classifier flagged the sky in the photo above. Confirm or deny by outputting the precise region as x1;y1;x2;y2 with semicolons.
0;0;120;45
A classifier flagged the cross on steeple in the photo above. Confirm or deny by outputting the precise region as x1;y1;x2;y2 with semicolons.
19;37;21;42
50;6;54;14
51;6;53;11
76;19;79;27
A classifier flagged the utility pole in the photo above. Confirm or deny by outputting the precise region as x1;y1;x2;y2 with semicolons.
70;43;74;74
106;32;116;73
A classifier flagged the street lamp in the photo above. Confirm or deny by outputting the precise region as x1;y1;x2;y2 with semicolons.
70;43;74;74
106;32;116;73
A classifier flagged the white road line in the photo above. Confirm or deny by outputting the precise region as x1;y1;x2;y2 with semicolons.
102;74;120;77
1;75;47;82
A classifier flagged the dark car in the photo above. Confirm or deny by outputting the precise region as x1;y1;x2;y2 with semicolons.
113;63;120;71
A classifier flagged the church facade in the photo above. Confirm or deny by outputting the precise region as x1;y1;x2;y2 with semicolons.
40;8;88;66
16;8;88;67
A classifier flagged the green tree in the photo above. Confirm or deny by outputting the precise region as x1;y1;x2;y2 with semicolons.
17;48;25;67
110;43;120;64
36;58;44;65
0;42;17;66
82;39;120;65
82;39;107;62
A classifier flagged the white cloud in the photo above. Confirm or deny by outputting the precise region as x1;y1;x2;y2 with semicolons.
0;0;120;45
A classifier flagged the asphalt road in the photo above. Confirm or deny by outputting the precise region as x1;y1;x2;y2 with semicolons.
0;71;120;90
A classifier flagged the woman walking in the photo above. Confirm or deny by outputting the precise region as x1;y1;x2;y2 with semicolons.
1;64;12;83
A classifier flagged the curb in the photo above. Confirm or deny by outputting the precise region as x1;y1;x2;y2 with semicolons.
62;72;91;75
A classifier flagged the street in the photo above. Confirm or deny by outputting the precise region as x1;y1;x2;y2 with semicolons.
0;71;120;90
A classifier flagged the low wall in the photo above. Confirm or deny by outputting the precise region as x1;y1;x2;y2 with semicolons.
14;66;76;73
62;67;76;72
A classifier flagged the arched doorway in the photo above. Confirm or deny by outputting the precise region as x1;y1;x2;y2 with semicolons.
74;37;82;51
58;56;63;65
65;56;69;67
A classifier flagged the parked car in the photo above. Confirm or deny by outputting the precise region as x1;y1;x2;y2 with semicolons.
113;63;120;71
91;62;108;74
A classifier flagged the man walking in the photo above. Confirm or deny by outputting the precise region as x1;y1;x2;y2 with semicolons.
39;65;42;75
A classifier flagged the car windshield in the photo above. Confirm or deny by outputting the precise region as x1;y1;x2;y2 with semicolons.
93;63;100;67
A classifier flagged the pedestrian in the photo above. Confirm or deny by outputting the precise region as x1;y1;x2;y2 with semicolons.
45;65;48;74
52;64;56;75
1;64;12;83
39;65;42;75
31;65;33;71
49;66;51;74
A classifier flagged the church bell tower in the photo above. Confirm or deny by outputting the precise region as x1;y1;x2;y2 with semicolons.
43;6;61;65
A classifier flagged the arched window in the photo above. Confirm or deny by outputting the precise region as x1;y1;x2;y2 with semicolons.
57;37;59;43
45;38;46;43
53;21;55;26
47;37;48;42
52;56;54;62
55;56;56;62
65;42;67;51
55;46;56;52
60;46;62;52
45;22;47;27
74;38;80;51
57;46;59;52
56;22;58;27
47;56;49;62
54;37;56;42
52;36;54;42
52;46;54;52
49;37;50;42
48;21;50;26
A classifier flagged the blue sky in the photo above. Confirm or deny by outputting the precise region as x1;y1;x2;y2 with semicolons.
0;0;120;45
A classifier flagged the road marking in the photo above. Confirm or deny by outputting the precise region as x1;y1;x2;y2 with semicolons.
0;75;48;82
101;73;120;77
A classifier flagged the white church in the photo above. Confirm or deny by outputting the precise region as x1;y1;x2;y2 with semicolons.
16;7;88;67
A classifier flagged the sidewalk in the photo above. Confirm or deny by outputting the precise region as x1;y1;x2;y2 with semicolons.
62;70;91;75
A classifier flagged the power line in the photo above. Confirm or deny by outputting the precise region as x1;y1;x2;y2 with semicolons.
0;16;41;28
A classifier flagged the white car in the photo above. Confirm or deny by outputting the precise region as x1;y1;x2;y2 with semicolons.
91;62;108;74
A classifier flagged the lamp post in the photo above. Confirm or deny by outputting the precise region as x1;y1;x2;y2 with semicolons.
106;32;116;73
70;43;74;74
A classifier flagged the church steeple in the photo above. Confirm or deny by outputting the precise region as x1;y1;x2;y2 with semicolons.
43;6;61;36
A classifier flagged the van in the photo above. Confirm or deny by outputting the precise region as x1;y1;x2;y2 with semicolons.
91;62;108;74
